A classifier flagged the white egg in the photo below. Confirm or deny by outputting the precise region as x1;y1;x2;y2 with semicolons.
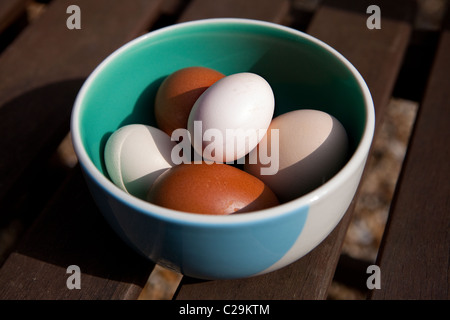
244;109;349;202
104;124;175;200
187;72;274;163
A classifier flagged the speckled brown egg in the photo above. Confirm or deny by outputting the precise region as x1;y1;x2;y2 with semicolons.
154;66;225;136
146;163;279;215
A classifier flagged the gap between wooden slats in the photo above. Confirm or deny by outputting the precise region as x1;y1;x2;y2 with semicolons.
0;0;29;34
173;0;415;300
138;0;293;300
0;0;163;204
0;0;166;299
370;8;450;300
0;167;154;300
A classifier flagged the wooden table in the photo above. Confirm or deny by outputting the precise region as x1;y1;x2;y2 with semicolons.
0;0;448;300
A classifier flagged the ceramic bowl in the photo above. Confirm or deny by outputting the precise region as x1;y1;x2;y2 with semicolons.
71;18;374;280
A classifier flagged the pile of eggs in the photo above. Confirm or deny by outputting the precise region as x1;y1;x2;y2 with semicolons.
104;66;349;215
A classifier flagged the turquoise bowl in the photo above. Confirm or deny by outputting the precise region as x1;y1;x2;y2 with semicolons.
71;18;374;279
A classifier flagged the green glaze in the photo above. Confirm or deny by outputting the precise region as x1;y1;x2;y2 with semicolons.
78;20;367;176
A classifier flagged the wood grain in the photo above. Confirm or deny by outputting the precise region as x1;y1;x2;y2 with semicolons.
178;0;290;23
0;0;163;203
2;0;444;301
370;10;450;300
0;168;154;299
0;0;28;34
307;0;414;131
0;0;164;299
174;0;415;300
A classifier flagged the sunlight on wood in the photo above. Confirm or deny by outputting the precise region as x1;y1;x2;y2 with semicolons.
138;265;183;300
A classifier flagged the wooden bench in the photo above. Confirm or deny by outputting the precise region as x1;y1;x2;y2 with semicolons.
0;0;448;300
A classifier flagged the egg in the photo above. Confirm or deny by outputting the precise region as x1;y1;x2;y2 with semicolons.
244;109;349;202
104;124;176;200
187;72;275;163
147;162;279;215
154;66;225;136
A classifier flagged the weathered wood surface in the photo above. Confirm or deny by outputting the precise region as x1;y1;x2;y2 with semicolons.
177;0;290;23
0;0;163;203
0;168;154;299
0;0;447;300
0;0;164;299
0;0;291;300
0;0;28;34
174;0;415;300
370;9;450;300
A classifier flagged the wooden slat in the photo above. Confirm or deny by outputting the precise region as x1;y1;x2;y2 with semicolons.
0;0;28;34
177;0;290;23
174;0;414;300
0;0;165;299
0;167;154;299
370;11;450;300
0;0;163;204
308;0;415;130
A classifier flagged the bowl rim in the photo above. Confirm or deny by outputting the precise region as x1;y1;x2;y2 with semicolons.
70;17;375;226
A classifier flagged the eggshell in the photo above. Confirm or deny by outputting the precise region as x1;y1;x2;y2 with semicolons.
187;72;274;163
104;124;176;200
147;162;279;215
154;66;225;136
244;109;349;202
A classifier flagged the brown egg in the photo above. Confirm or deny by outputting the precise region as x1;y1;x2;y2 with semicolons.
147;163;279;215
154;66;225;136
